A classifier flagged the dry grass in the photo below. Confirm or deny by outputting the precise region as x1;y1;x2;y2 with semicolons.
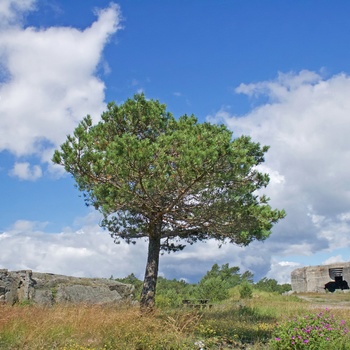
0;303;198;349
1;292;350;349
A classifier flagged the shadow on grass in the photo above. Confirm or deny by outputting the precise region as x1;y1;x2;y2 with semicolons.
196;304;277;347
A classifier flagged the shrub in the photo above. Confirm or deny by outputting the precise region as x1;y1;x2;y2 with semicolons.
197;276;230;302
270;309;349;349
255;277;292;294
239;281;253;299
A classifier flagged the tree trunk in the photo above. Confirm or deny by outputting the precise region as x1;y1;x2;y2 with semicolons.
140;222;161;311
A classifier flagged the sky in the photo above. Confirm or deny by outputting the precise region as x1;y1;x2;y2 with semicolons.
1;0;350;284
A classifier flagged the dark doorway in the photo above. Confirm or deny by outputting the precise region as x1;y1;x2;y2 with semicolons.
325;269;349;292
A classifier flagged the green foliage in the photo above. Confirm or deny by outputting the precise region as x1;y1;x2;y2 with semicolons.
155;277;197;308
115;273;143;300
200;263;252;288
197;276;230;302
115;266;292;307
197;263;241;302
239;281;253;299
241;270;254;283
17;299;34;307
255;277;292;294
53;93;285;251
270;310;350;349
53;93;286;309
196;263;255;302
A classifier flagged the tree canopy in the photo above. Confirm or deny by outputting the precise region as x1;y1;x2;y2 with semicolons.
53;93;285;310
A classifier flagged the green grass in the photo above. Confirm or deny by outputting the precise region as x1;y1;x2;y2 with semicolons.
1;290;350;349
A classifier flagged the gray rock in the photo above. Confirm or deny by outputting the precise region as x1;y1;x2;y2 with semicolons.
0;269;135;306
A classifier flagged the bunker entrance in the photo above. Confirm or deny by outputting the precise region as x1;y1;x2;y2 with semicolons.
324;267;349;292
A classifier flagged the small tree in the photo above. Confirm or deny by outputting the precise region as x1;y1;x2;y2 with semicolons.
200;263;249;288
239;281;253;299
197;276;230;301
255;277;292;294
53;94;285;311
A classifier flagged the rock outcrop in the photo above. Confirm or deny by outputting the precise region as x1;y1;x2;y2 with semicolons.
0;269;135;306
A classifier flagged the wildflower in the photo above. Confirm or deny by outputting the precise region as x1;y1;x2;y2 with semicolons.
194;340;205;349
270;310;348;349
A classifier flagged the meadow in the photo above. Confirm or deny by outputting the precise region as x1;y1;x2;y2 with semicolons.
1;288;350;349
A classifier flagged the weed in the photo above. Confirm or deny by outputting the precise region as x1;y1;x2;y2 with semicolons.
1;293;350;349
270;309;350;349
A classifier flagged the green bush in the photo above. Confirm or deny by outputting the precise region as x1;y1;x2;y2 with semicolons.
239;281;253;299
270;309;349;349
255;277;292;294
197;276;230;302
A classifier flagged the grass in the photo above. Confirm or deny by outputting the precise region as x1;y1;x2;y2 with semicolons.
1;290;350;349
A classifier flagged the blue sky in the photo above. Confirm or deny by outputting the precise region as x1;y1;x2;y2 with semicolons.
2;0;350;284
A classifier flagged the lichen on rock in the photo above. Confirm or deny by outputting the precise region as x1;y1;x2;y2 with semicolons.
0;269;135;306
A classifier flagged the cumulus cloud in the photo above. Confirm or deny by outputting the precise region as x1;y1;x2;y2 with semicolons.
0;0;36;28
322;255;345;265
0;211;279;283
0;2;121;164
208;70;350;278
266;260;301;284
9;161;42;180
0;213;148;279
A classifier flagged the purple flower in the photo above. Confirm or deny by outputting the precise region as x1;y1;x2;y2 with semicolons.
304;339;309;343
275;337;281;341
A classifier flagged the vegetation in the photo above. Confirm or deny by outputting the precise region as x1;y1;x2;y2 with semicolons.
115;263;292;305
53;94;285;310
255;277;292;295
1;289;350;349
270;309;349;349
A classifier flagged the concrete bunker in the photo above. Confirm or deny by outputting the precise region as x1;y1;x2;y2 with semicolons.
291;262;350;293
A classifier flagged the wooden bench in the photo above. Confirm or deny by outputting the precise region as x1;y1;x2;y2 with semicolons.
182;299;212;309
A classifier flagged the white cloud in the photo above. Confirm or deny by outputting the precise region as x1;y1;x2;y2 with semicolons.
0;212;280;283
266;260;301;284
208;70;350;271
10;161;42;180
0;0;36;28
8;219;48;232
0;3;121;164
0;213;147;279
322;255;345;265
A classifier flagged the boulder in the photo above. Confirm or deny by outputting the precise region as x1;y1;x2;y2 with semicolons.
0;269;135;306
